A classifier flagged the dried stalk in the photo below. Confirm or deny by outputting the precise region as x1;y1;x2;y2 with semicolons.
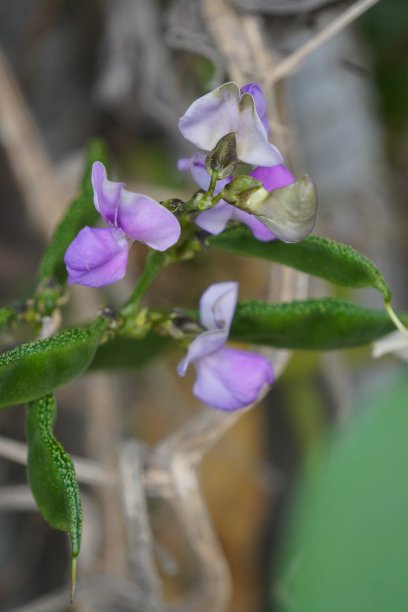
0;48;65;240
265;0;380;85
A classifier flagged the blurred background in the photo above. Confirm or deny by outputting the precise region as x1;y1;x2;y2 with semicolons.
0;0;408;610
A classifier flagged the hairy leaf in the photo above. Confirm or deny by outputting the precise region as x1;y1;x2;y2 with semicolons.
0;317;108;408
26;394;81;593
230;298;404;350
209;227;391;300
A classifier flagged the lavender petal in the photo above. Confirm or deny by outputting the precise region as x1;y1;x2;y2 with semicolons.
193;347;274;411
241;82;270;135
91;161;123;225
117;189;181;251
64;226;129;287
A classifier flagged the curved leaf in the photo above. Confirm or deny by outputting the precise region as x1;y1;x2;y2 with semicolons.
37;139;109;284
0;317;108;408
208;227;391;300
230;298;406;350
26;394;81;595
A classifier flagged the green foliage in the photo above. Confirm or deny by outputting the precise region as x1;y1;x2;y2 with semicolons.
274;372;408;612
26;394;81;588
37;139;109;284
209;228;391;299
0;306;16;335
89;333;173;370
230;298;404;350
0;317;108;408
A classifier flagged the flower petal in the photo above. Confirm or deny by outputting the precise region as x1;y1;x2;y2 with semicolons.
243;175;318;243
64;226;129;287
178;152;230;194
251;164;295;191
236;93;284;166
199;281;238;331
178;82;240;151
241;82;269;135
177;329;227;377
91;161;123;225
193;347;274;411
231;207;276;241
195;201;234;234
117;189;181;251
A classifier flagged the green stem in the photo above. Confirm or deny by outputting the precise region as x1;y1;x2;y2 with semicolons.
385;300;408;340
207;171;218;196
120;250;169;316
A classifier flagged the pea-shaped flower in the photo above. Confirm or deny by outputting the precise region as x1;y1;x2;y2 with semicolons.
178;152;295;241
179;82;283;167
64;162;181;287
177;282;274;411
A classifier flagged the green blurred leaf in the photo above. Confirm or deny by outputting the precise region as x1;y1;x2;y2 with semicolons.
37;140;109;284
275;372;408;612
0;317;108;408
209;228;391;300
230;298;405;350
26;394;81;592
89;333;173;370
0;306;16;335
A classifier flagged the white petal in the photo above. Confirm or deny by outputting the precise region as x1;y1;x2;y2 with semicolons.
199;281;238;332
236;93;284;166
178;82;240;151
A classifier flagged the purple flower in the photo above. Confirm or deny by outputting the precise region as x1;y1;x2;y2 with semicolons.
64;162;181;287
177;152;295;241
178;82;283;167
177;282;274;411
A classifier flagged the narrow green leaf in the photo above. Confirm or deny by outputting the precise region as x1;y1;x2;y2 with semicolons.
208;227;391;300
0;317;108;408
89;333;173;370
26;394;82;595
230;298;407;350
37;139;109;284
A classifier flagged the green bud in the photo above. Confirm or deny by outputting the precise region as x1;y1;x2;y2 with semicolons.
205;132;238;180
238;175;318;243
221;175;263;205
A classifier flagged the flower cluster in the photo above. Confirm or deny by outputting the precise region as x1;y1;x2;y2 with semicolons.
64;162;180;287
64;81;318;410
178;282;273;411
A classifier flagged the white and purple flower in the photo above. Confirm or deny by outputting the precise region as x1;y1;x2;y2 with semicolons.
177;282;274;411
64;162;181;287
179;81;283;167
178;152;295;241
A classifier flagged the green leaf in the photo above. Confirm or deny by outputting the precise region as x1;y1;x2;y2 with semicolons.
274;373;408;612
26;394;82;596
230;298;406;350
0;306;16;335
208;227;391;300
89;332;173;370
0;317;108;408
37;139;109;284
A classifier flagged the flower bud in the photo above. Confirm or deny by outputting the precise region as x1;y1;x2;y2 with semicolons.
232;175;318;243
205;132;238;180
221;175;263;205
